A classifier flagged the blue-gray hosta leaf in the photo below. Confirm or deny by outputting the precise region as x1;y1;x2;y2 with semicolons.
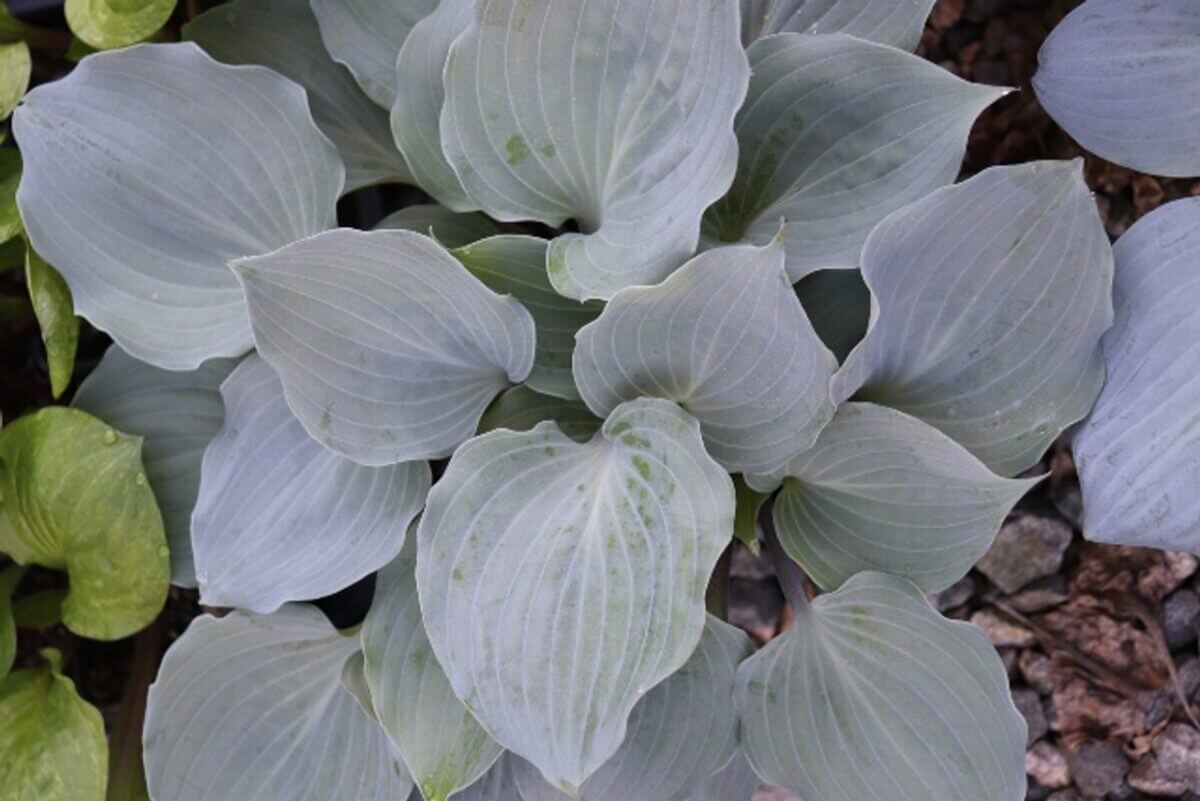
760;402;1037;592
574;241;835;476
234;228;536;465
72;346;237;588
440;0;749;301
703;33;1006;282
417;398;734;792
376;204;499;249
192;355;430;613
833;161;1113;476
1074;198;1200;554
1033;0;1200;178
454;754;525;801
392;0;477;211
735;572;1026;801
794;268;872;363
309;0;438;107
511;615;753;801
184;0;411;192
687;753;760;801
740;0;936;49
456;236;601;401
363;540;503;801
13;42;343;370
477;385;602;444
144;605;412;801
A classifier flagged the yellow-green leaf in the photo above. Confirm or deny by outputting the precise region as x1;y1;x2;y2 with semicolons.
24;244;79;398
0;648;107;801
0;40;28;121
732;475;766;555
0;563;23;676
65;0;174;50
0;408;168;640
0;148;19;244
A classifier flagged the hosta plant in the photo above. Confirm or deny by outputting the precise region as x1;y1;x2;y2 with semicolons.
3;0;1187;800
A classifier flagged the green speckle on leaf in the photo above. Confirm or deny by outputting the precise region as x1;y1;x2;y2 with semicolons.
505;134;530;167
541;142;556;158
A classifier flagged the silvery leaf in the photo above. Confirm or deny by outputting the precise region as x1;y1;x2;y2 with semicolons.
417;398;734;792
511;615;752;801
687;753;760;801
740;0;936;49
362;540;503;801
376;204;498;249
309;0;437;107
192;354;430;612
704;33;1006;282
455;235;600;401
735;572;1026;801
574;241;836;476
234;228;536;465
13;42;343;369
477;385;602;444
794;268;872;363
834;161;1113;476
72;345;237;587
1033;0;1200;178
144;605;412;801
1074;198;1200;554
440;0;748;301
761;402;1037;592
454;754;525;801
184;0;411;191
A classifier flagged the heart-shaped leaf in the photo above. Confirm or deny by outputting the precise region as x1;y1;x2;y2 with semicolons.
14;43;343;369
310;0;437;107
687;752;760;801
65;0;173;49
512;615;753;801
574;241;835;476
740;0;936;49
454;753;526;801
760;402;1037;592
1034;0;1200;178
72;346;236;588
184;0;411;192
0;649;106;801
144;605;412;801
376;204;499;249
456;235;600;401
794;268;872;363
735;572;1026;801
234;228;536;465
0;41;29;119
24;242;78;399
0;407;167;640
1074;198;1200;553
440;0;749;301
477;385;601;444
704;33;1005;282
0;565;21;677
362;540;502;801
834;161;1113;476
417;398;734;792
192;354;430;612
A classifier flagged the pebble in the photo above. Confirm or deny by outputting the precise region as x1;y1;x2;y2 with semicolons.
1163;588;1200;651
1027;740;1072;790
971;609;1037;648
1128;755;1189;797
1014;689;1049;745
1155;724;1200;794
1020;649;1056;696
1007;575;1069;614
975;514;1073;594
930;575;976;613
1067;740;1129;798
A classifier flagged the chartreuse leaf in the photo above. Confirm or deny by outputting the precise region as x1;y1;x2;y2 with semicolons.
14;43;344;370
574;241;836;476
392;0;476;211
362;540;502;801
704;33;1006;282
760;403;1037;592
512;616;753;801
477;385;601;444
1074;198;1200;553
376;204;498;249
25;243;78;399
740;0;935;49
736;572;1026;801
0;40;28;120
65;0;173;49
234;229;535;465
834;161;1113;476
0;407;167;640
440;0;748;301
794;268;872;363
0;563;22;676
417;399;734;792
184;0;410;192
1034;0;1200;178
0;649;106;801
144;606;412;801
732;476;766;556
0;149;21;243
72;346;234;587
193;355;430;614
10;588;63;629
455;235;600;401
688;752;760;801
309;0;437;107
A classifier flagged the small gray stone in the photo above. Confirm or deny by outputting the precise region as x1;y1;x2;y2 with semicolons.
1163;588;1200;651
930;574;976;613
1155;724;1200;793
1021;649;1056;696
971;609;1037;648
1128;755;1189;797
1178;656;1200;700
1046;789;1083;801
1067;740;1129;798
1028;740;1072;790
1014;689;1049;745
1007;575;1069;614
975;514;1073;594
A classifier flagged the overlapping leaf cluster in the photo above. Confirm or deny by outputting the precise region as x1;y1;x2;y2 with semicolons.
1;1;1196;800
